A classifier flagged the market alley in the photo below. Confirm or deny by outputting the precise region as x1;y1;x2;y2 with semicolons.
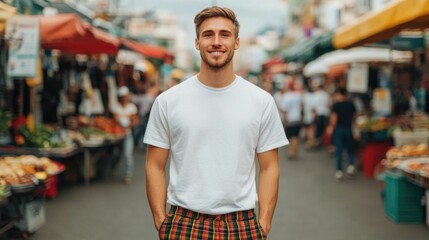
31;145;429;240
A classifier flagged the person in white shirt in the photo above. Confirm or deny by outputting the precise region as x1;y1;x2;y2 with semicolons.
111;86;139;184
302;88;317;149
144;7;288;239
280;82;303;159
312;83;331;146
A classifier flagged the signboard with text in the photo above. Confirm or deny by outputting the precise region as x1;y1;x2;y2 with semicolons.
6;16;39;78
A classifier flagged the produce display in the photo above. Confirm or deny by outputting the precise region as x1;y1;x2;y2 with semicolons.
92;116;126;136
358;117;392;132
397;157;429;180
386;143;429;159
18;125;67;148
0;155;64;186
382;143;429;188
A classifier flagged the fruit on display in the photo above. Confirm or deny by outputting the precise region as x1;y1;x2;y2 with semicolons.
92;116;126;135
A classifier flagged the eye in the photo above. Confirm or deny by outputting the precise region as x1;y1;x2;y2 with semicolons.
202;32;213;38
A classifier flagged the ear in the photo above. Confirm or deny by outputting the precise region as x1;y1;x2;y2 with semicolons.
195;38;200;51
234;37;240;50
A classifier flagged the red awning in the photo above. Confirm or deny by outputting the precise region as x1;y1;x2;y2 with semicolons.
39;14;119;56
120;38;172;60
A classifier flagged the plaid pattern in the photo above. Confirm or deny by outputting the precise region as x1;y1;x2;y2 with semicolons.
159;206;266;240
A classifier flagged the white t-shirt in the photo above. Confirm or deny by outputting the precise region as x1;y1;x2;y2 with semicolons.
302;92;317;124
280;91;302;123
111;102;138;132
313;90;331;116
144;75;288;214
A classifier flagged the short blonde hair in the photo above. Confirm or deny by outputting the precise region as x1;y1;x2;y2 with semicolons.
194;6;240;39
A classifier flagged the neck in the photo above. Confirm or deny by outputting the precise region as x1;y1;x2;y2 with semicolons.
197;63;235;88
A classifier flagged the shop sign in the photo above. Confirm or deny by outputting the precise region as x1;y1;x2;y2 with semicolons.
347;63;368;93
5;16;39;78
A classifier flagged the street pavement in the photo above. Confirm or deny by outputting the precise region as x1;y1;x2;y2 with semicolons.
31;144;429;240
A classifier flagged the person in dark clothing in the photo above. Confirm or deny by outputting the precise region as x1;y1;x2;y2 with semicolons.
327;88;357;181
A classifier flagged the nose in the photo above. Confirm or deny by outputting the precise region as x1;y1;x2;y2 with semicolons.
212;34;221;47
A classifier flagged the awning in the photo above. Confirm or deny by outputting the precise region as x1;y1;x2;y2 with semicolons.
303;47;412;77
283;33;334;63
369;34;426;51
0;2;16;33
333;0;429;49
120;38;173;60
39;14;119;55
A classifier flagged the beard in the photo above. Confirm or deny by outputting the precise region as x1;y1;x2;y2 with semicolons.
200;50;234;71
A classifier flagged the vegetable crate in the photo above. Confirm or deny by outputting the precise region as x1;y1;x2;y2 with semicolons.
384;171;425;223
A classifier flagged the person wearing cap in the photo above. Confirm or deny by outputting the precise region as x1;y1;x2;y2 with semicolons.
112;86;139;184
144;7;288;239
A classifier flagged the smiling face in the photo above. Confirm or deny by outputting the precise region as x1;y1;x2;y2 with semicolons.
195;17;240;71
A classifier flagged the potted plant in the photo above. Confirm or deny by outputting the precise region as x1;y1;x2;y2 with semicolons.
0;110;13;145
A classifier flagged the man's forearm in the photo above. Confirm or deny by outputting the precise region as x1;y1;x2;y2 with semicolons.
258;162;279;235
146;162;168;230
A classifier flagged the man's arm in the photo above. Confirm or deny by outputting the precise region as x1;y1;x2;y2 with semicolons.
326;112;337;135
257;148;280;237
146;145;170;231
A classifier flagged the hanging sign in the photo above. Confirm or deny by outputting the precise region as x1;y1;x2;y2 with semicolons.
347;63;368;93
6;16;39;78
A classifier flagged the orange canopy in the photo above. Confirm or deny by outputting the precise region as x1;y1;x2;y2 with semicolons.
333;0;429;49
39;14;119;55
120;38;173;60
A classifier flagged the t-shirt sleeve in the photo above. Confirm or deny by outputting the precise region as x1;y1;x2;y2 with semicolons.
256;97;289;153
143;98;170;149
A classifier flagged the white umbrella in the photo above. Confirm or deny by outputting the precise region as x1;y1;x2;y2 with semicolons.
303;47;412;77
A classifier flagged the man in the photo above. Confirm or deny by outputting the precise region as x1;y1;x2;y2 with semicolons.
326;88;357;181
144;6;288;239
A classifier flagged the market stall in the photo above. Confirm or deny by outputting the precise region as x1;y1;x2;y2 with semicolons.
0;155;64;238
380;113;429;226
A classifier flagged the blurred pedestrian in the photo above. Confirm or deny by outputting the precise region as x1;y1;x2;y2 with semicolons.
280;81;303;159
112;86;139;184
312;82;331;146
302;87;317;149
144;6;288;240
326;88;357;181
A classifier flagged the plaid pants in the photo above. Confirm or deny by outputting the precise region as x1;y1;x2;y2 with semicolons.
159;205;266;240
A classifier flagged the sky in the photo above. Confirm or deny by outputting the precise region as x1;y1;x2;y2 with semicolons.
118;0;288;38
